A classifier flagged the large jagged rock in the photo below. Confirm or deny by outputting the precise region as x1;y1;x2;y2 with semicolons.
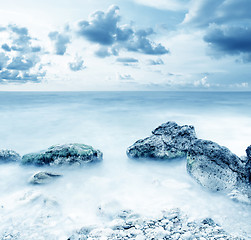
22;143;103;166
187;139;247;192
0;149;21;163
29;172;62;184
127;121;251;201
126;121;197;160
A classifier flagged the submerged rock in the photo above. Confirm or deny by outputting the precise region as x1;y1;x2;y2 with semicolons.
0;149;21;163
187;139;247;192
126;121;196;160
22;143;103;166
29;172;62;184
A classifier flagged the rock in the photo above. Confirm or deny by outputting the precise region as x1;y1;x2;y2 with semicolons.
245;145;251;183
187;139;247;192
21;143;103;166
228;190;251;204
127;121;197;160
29;172;62;184
0;149;21;163
127;121;250;201
68;208;243;240
246;146;251;160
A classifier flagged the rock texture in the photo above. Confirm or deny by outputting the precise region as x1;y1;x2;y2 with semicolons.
246;145;251;183
22;143;103;166
0;150;21;163
127;121;196;160
29;172;62;184
68;208;245;240
187;139;246;192
127;121;251;199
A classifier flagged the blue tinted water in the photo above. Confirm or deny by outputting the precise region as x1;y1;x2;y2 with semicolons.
0;91;250;239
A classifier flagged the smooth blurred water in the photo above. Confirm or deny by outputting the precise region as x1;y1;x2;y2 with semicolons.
0;91;251;239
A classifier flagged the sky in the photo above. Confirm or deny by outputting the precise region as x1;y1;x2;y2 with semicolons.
0;0;250;91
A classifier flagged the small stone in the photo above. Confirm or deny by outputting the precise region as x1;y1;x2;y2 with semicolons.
29;171;62;184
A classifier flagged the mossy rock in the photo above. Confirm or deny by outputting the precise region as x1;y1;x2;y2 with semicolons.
22;143;103;166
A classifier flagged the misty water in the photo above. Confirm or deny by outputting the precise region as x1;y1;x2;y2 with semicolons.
0;91;251;239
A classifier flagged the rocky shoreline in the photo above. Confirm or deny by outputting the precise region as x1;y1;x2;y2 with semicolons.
0;121;250;239
68;208;245;240
127;121;251;203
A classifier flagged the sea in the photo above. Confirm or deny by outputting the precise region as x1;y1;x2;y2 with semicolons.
0;91;250;239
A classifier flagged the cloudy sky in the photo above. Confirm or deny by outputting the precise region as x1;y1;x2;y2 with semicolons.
0;0;250;91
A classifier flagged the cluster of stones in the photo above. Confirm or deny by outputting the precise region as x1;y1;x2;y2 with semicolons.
0;122;250;197
127;121;251;202
0;143;103;184
68;208;244;240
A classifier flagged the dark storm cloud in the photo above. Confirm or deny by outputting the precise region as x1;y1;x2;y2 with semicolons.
116;57;138;63
77;5;169;56
48;31;70;55
2;44;11;52
69;57;85;71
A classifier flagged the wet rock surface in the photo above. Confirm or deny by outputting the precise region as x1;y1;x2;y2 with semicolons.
21;143;103;166
29;171;62;184
127;121;197;160
245;145;251;183
68;208;245;240
187;139;246;192
0;150;21;163
127;122;251;201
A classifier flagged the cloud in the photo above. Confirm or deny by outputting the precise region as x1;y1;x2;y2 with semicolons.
204;25;251;61
0;53;9;70
78;5;121;45
117;73;134;81
194;76;210;87
116;57;138;63
0;69;45;83
7;56;37;71
69;56;86;71
2;44;11;52
183;0;251;62
183;0;251;28
147;58;164;65
49;31;70;55
126;28;169;55
0;24;46;83
77;5;169;56
133;0;189;11
95;47;114;58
